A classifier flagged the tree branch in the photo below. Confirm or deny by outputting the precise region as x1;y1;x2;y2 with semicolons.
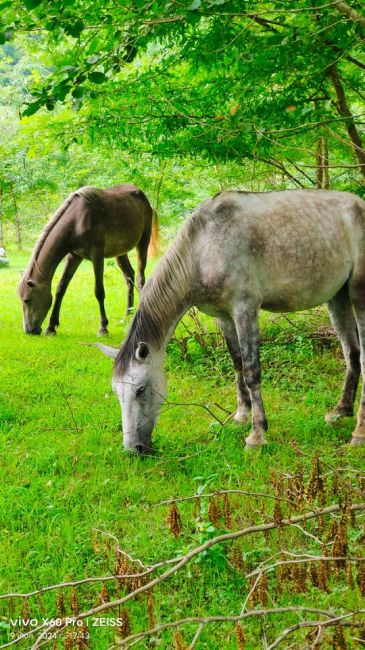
332;1;365;30
327;63;365;179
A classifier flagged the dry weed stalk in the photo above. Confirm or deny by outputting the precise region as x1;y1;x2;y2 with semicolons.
236;622;246;649
117;607;131;639
167;503;183;539
208;495;222;527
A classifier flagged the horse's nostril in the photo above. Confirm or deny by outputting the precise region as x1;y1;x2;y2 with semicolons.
26;326;42;335
135;444;145;455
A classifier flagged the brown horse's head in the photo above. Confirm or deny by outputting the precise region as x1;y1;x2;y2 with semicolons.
19;276;52;335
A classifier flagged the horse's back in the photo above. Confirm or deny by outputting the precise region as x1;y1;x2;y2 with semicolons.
194;189;365;313
73;184;152;258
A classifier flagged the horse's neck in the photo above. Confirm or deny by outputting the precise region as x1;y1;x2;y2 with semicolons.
31;218;72;282
132;226;198;357
159;301;192;353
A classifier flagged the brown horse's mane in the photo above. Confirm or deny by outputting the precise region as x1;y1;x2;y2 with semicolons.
25;187;104;277
115;209;203;371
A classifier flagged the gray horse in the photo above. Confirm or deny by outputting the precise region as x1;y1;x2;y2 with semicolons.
98;189;365;453
19;184;158;336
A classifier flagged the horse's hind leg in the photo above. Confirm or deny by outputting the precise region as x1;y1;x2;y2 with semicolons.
91;255;109;336
45;253;82;335
217;317;251;423
116;254;135;315
325;284;360;424
348;277;365;445
136;232;150;291
233;304;267;448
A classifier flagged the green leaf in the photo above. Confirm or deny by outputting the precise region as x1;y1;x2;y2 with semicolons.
88;71;106;84
54;83;71;101
186;10;201;24
86;55;100;65
23;0;42;8
72;86;84;98
65;19;84;37
22;100;42;117
0;32;5;44
188;0;201;9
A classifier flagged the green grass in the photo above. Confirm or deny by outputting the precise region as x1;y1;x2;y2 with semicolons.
0;250;364;649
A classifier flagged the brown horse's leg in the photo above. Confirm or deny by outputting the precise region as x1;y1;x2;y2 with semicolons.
136;233;150;291
45;253;82;335
217;317;251;423
325;284;360;424
92;255;109;336
116;254;135;316
234;305;267;448
348;279;365;445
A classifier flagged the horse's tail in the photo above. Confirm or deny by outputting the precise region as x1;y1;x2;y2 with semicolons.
148;208;160;258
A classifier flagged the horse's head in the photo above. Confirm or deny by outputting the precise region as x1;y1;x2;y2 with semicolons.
98;342;166;454
19;277;52;335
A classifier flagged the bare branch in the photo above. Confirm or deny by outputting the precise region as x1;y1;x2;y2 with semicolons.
267;611;364;650
246;555;365;579
115;608;365;648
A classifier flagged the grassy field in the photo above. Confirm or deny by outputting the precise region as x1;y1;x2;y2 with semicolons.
0;249;364;649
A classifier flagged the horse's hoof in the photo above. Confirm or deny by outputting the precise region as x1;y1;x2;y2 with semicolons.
244;433;266;451
45;327;57;336
98;329;109;337
233;410;250;424
244;441;265;452
325;410;352;425
350;436;365;447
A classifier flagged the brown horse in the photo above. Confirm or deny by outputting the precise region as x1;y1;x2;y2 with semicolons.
19;184;158;336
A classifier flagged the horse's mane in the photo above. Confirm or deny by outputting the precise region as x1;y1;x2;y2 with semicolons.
25;186;104;277
116;209;204;371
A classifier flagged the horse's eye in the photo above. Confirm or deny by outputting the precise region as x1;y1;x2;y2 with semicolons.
136;386;146;397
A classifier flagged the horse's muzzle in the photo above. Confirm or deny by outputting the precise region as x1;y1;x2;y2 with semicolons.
124;441;154;456
25;326;42;335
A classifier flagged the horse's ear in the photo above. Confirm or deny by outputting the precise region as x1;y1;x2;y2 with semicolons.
27;279;35;288
135;342;150;362
94;343;119;360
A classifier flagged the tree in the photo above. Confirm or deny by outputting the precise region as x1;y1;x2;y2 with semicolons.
0;0;363;189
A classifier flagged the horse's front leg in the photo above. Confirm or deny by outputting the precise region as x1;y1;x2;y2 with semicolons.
116;254;135;316
45;253;82;335
234;305;267;449
217;317;251;423
92;255;109;336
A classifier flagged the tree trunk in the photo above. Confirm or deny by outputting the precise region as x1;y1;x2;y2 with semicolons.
327;64;365;182
11;189;22;250
154;160;168;212
316;136;329;189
